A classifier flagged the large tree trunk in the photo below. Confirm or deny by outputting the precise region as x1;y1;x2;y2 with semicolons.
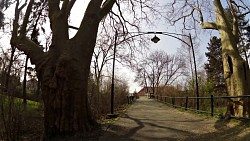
220;32;250;117
200;0;250;117
39;12;100;138
213;0;250;117
41;41;97;140
10;0;116;140
42;66;95;140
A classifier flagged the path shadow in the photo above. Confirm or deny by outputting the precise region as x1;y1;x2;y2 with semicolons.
99;114;196;141
99;98;250;141
183;119;250;141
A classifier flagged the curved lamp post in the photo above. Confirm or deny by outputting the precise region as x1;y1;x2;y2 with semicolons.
110;31;200;115
67;26;200;112
150;33;199;111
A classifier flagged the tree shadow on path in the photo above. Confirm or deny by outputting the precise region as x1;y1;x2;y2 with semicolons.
99;114;196;141
183;119;250;141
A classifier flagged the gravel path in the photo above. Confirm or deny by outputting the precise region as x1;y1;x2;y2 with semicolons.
99;96;250;141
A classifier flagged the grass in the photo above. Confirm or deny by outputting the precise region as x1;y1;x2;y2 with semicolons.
26;100;40;109
165;101;250;125
98;104;130;126
0;95;43;141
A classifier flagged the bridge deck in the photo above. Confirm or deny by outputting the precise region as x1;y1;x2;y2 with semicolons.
99;96;250;141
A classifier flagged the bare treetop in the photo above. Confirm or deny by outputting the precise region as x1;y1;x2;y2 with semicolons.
165;0;250;32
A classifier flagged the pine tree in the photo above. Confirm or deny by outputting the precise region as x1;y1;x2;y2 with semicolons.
204;36;226;95
238;15;250;65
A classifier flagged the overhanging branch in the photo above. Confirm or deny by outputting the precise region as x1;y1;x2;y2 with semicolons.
200;22;218;30
11;0;45;67
12;36;45;66
173;8;195;24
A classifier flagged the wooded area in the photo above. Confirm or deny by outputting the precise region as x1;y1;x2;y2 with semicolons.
0;0;250;141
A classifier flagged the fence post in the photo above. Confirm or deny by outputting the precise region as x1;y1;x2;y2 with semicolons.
127;96;130;104
173;97;176;108
211;95;214;117
165;97;167;104
185;96;188;111
171;97;173;106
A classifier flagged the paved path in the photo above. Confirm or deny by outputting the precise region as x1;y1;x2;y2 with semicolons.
99;96;250;141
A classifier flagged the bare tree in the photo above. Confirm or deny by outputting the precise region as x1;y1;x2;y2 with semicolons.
177;33;203;97
134;50;185;94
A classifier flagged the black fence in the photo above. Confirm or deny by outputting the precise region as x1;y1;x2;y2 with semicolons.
154;94;250;120
127;96;136;104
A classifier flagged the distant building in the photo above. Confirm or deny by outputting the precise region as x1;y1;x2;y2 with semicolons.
137;87;154;96
137;86;180;97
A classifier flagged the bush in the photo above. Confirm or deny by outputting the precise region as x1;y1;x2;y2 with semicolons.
0;96;24;141
88;77;129;119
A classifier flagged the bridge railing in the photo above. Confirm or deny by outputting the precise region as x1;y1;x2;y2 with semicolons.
154;94;250;120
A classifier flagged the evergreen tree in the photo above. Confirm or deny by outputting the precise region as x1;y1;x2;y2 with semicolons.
204;36;226;95
238;15;250;65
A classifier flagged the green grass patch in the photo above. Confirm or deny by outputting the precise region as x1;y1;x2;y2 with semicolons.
0;95;41;109
214;107;226;115
97;104;130;125
26;100;41;110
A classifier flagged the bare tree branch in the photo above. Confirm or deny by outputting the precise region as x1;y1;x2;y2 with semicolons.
20;0;34;35
11;0;45;67
12;0;28;38
100;0;116;19
200;22;218;29
48;0;60;19
66;0;76;16
173;7;196;24
61;0;69;14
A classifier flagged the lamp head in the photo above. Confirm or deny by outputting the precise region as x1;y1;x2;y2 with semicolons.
151;35;160;43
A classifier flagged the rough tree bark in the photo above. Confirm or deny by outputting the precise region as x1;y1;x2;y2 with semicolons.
198;0;250;117
10;0;116;140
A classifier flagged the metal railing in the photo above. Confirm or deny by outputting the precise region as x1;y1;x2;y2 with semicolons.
154;94;250;120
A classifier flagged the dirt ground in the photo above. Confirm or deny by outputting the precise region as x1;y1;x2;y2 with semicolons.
98;96;250;141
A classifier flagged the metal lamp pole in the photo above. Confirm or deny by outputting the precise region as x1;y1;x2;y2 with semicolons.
111;30;118;114
188;33;199;111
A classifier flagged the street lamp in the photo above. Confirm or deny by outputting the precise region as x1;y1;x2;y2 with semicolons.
110;31;200;114
151;35;160;43
68;26;200;111
150;33;199;111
